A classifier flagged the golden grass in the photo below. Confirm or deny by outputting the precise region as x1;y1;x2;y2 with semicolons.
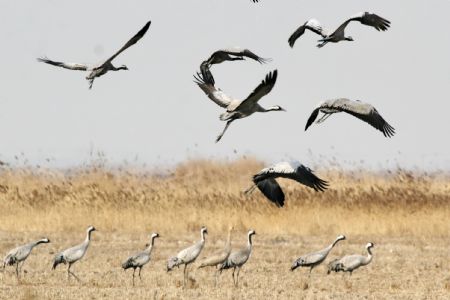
0;159;449;299
0;158;448;237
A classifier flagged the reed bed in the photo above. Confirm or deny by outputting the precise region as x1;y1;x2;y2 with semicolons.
0;158;448;237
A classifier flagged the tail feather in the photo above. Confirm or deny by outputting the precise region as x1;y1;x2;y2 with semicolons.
167;257;181;272
219;259;232;271
122;258;134;270
327;259;343;274
52;254;64;270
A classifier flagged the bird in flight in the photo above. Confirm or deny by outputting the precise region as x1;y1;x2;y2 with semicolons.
200;48;271;85
194;70;284;142
37;21;151;89
305;98;395;137
288;12;390;48
245;161;328;207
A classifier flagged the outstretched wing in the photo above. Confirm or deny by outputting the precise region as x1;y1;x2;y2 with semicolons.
290;164;329;192
200;60;215;85
304;107;320;131
235;70;278;110
254;178;285;207
101;21;151;66
288;19;327;48
219;48;271;64
193;72;232;108
333;12;390;37
327;98;395;137
37;57;88;71
348;12;391;31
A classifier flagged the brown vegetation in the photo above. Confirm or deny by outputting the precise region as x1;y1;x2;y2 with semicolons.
0;158;449;299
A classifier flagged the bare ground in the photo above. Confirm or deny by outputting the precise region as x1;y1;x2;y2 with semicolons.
1;231;449;300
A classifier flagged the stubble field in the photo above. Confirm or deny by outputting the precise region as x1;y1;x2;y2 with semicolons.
0;158;449;299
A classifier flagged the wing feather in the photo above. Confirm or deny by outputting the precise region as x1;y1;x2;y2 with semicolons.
324;99;395;137
193;72;232;108
289;19;327;48
101;21;151;66
37;57;88;71
254;178;285;207
235;70;277;110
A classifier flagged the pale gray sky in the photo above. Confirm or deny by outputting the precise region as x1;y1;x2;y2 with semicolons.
0;0;449;169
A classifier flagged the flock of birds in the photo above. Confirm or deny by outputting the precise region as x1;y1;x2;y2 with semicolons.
3;226;373;287
4;2;394;289
35;10;395;207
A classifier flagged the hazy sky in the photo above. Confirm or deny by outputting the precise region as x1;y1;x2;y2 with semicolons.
0;0;449;169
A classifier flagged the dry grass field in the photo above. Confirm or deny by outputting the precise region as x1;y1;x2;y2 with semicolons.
0;158;449;299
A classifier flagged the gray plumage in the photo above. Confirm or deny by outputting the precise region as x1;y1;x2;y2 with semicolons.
3;238;50;278
219;230;256;287
122;233;160;286
37;21;151;89
200;47;271;85
194;70;284;142
291;235;345;274
198;226;234;286
327;258;342;274
328;242;375;275
167;226;208;286
52;226;96;282
245;161;328;207
288;12;390;48
305;98;395;138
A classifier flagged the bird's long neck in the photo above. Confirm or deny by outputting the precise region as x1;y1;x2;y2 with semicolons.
224;229;232;252
34;239;48;246
331;237;342;248
110;65;126;71
363;247;373;265
84;230;92;245
145;237;156;253
258;105;281;112
201;231;206;243
247;234;253;248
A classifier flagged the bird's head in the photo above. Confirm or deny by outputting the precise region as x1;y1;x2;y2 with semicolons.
87;226;96;233
345;36;354;41
366;242;374;249
120;64;129;70
201;226;208;235
249;230;256;236
151;232;160;239
270;105;286;112
337;235;346;241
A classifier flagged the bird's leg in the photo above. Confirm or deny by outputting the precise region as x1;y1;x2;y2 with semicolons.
216;120;233;143
88;78;95;89
244;184;257;195
19;261;25;275
316;113;331;124
183;264;187;287
132;268;136;287
139;267;142;280
235;267;241;287
232;266;236;286
15;263;19;279
214;268;220;287
68;264;81;283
